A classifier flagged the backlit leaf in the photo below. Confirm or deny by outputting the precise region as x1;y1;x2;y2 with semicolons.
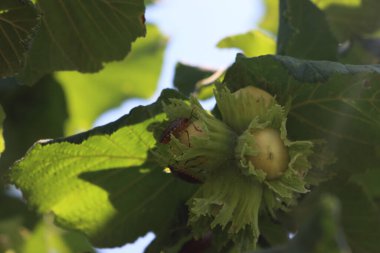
22;216;94;253
0;106;4;154
259;0;279;34
10;89;197;247
217;30;276;57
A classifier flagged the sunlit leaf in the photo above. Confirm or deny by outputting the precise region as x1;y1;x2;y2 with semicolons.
22;216;94;253
10;89;197;247
18;0;146;85
56;24;166;134
0;193;93;253
0;106;4;154
0;0;40;78
217;30;276;57
312;0;361;9
259;0;279;34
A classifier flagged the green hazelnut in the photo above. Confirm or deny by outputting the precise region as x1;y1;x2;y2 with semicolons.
233;86;274;108
248;128;289;180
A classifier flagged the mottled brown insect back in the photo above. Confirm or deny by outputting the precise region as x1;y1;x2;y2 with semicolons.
140;14;146;25
160;119;206;184
159;118;191;144
169;165;203;184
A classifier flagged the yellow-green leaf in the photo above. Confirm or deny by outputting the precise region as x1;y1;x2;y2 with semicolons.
11;89;197;247
259;0;279;34
217;30;275;57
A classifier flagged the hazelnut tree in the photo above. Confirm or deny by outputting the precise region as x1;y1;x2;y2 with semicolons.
1;0;380;253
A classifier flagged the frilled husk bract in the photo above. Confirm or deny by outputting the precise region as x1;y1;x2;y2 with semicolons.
188;166;263;251
153;97;237;180
186;85;314;250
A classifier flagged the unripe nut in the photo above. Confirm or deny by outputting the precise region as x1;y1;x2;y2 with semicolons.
248;128;289;180
177;120;205;146
233;86;273;107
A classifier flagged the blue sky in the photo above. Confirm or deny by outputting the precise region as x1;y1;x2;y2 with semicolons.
96;0;263;252
95;0;264;126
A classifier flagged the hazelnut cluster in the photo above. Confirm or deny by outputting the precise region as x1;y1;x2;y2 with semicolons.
153;84;313;251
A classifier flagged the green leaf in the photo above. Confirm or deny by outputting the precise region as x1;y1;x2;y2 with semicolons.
309;182;380;253
0;193;93;253
224;54;380;175
225;54;380;145
0;0;40;78
312;0;361;9
259;214;289;246
334;183;380;253
18;0;146;85
173;62;215;98
10;89;197;247
339;40;380;65
259;0;279;34
0;105;4;154
0;216;95;253
22;216;94;253
351;167;380;198
0;193;38;229
144;218;192;253
144;0;156;5
0;216;25;252
254;195;350;253
0;193;36;252
312;0;380;41
56;24;166;134
217;30;276;57
310;1;380;64
0;76;68;179
277;0;338;60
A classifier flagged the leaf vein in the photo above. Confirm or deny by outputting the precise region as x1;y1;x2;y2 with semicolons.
289;111;369;144
57;0;97;63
